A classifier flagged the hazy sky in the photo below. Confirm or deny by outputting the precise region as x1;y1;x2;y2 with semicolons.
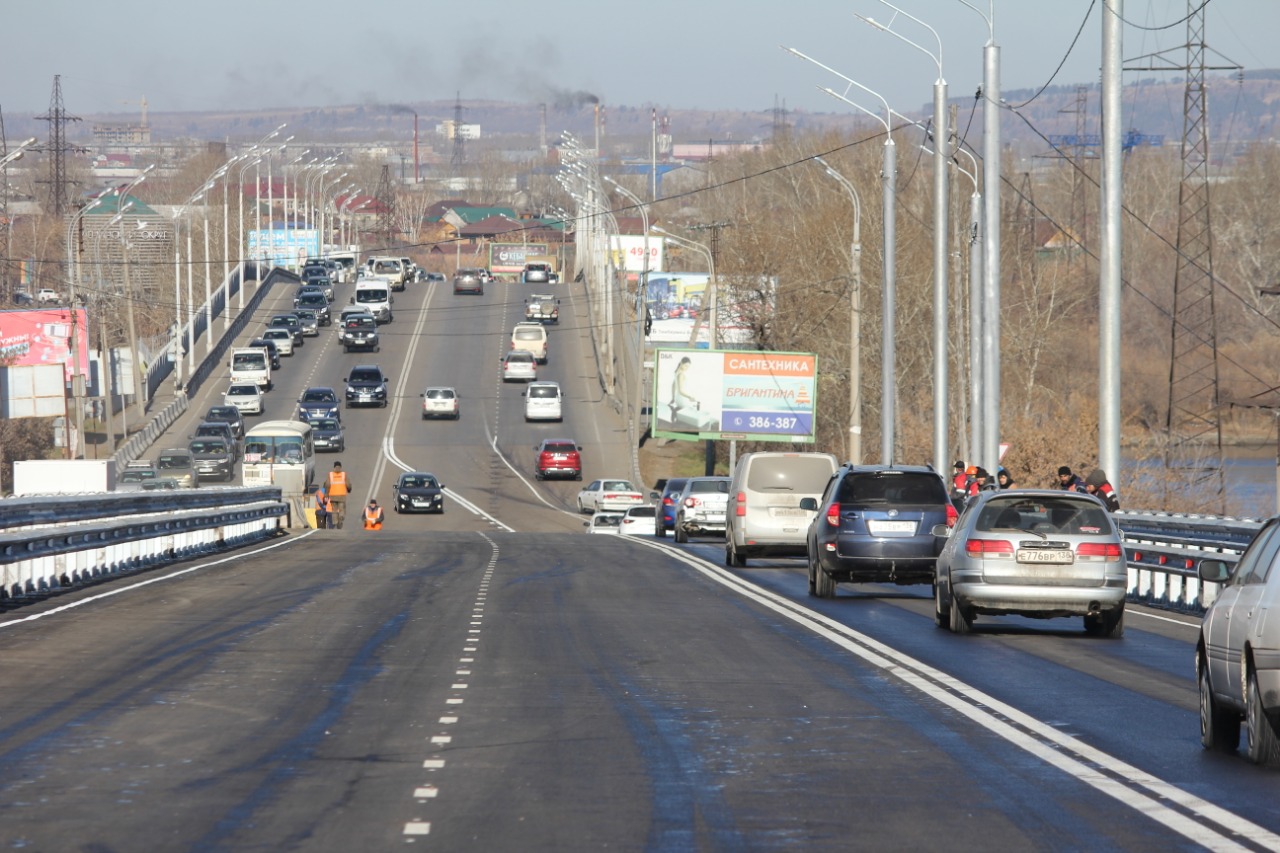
4;1;1278;120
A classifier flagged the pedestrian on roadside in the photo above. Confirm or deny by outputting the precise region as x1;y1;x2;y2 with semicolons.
1084;469;1121;512
326;461;351;529
951;460;969;503
997;468;1016;490
1057;465;1087;493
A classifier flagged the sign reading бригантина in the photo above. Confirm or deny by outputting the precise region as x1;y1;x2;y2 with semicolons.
651;348;817;443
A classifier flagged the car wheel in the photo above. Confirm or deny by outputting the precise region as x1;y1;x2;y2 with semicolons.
343;345;349;353
674;522;687;544
948;588;973;634
381;399;388;408
727;540;747;567
807;547;817;596
574;473;582;481
933;578;949;628
812;554;836;598
1199;654;1240;752
1247;668;1280;766
654;524;666;539
536;472;544;481
576;499;586;514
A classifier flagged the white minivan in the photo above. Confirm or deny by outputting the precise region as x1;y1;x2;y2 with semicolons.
352;279;394;323
510;322;548;364
725;451;839;567
523;381;563;422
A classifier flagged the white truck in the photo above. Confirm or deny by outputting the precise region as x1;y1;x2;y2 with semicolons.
229;346;272;389
13;459;116;494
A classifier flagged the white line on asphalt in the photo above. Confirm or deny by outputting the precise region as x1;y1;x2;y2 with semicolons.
632;539;1277;851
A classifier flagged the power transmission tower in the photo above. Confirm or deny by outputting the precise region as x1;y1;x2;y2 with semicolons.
450;92;466;178
1128;3;1241;505
373;164;397;250
34;75;83;216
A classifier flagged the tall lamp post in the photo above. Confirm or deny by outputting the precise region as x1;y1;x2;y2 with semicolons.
814;156;863;465
859;1;949;472
64;191;111;457
785;45;899;464
604;175;651;470
958;0;1001;477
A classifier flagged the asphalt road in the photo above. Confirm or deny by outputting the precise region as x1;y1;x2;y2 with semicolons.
2;274;1279;850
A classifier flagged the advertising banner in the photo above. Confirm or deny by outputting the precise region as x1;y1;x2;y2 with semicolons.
652;348;817;443
643;272;764;347
608;235;664;273
0;307;90;381
489;243;549;274
248;229;321;268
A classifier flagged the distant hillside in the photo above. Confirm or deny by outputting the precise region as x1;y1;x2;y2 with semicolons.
4;71;1278;156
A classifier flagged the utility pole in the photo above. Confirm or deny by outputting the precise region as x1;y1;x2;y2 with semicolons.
34;75;83;216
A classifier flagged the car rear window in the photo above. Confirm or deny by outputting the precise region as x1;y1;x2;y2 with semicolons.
837;472;946;507
977;497;1112;535
515;328;544;340
626;506;656;518
603;480;635;491
157;454;192;469
543;443;577;454
529;385;558;398
425;389;454;399
508;352;534;362
745;456;836;492
350;369;382;382
689;479;730;494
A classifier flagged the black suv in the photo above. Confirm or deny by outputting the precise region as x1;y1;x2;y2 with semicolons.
294;292;331;325
345;364;389;408
803;464;955;598
340;314;380;353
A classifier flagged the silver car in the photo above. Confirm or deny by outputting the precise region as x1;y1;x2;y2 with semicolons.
1197;518;1280;764
933;489;1127;637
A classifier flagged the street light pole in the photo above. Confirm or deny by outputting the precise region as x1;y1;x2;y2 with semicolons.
785;45;900;464
860;1;949;472
814;156;863;465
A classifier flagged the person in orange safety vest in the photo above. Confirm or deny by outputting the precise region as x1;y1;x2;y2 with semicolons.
326;461;351;529
363;498;384;530
313;485;332;529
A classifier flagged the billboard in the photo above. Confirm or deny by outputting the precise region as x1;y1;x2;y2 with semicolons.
0;307;90;381
644;273;764;347
652;348;817;443
489;243;549;274
248;229;321;268
608;235;664;274
0;363;67;418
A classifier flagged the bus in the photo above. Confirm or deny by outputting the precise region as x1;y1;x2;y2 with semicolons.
242;420;314;495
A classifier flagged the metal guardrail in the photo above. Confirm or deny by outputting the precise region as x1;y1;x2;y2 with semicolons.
1;487;289;605
1116;510;1263;615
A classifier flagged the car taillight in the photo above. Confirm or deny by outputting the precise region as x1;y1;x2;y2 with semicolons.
735;492;746;516
685;496;699;508
1077;542;1123;558
965;538;1014;556
663;496;675;506
825;503;840;527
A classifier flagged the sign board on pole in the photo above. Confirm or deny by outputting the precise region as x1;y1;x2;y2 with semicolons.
488;243;549;274
0;363;68;418
0;307;91;382
248;229;320;268
608;235;664;273
651;348;818;443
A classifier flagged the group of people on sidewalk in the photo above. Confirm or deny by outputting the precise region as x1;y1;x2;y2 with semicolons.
950;460;1120;512
310;461;384;530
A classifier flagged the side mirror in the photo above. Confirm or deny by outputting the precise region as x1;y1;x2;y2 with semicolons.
419;392;425;398
392;484;399;491
1199;559;1231;584
799;497;819;511
649;491;661;500
521;391;527;397
349;296;354;304
342;377;348;383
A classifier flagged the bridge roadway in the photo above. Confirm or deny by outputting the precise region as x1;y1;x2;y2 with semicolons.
2;275;1279;849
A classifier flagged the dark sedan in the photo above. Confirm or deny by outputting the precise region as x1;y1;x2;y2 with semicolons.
310;417;345;453
392;472;446;514
297;387;341;422
202;405;245;440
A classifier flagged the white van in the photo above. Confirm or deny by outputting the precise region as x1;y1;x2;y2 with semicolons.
352;279;394;323
725;451;839;566
523;381;563;422
510;322;548;364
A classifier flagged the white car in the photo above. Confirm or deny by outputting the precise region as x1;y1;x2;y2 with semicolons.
576;479;646;514
584;511;625;534
619;505;658;536
421;386;460;420
262;327;295;356
502;350;537;382
224;382;264;415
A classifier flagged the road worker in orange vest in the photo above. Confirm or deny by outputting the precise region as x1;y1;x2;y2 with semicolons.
326;461;351;529
313;484;332;529
363;498;384;530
